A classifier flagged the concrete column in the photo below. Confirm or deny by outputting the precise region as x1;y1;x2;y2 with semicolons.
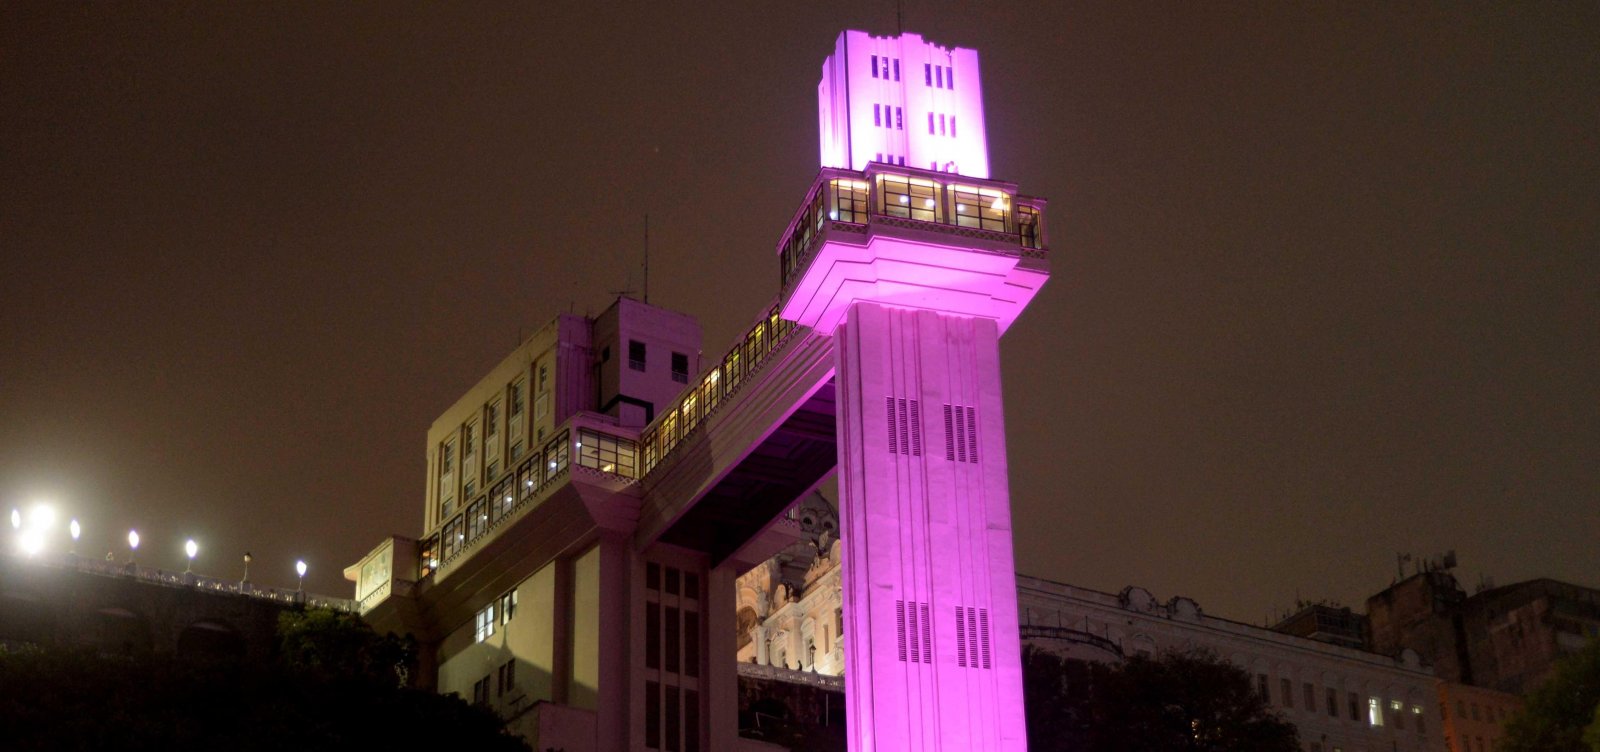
595;533;631;752
836;301;1027;751
706;562;741;751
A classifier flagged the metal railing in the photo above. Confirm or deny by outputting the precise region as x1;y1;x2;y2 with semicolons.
6;551;355;611
737;660;845;690
777;166;1048;292
637;303;801;480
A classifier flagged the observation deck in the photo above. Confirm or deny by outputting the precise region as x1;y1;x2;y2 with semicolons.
777;163;1050;334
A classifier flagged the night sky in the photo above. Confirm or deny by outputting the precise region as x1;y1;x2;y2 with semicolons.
3;3;1596;622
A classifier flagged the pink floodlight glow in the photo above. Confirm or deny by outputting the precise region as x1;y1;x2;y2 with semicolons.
818;31;991;178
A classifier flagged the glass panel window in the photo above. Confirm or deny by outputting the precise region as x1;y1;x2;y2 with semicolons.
671;352;689;383
949;184;1012;232
877;174;940;222
577;428;638;478
829;179;868;223
510;380;525;416
1369;697;1384;726
629;339;647;371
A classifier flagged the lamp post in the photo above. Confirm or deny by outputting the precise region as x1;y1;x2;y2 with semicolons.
184;539;198;573
126;529;140;570
242;551;252;588
295;559;308;605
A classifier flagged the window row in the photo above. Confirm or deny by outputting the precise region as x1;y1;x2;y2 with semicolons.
473;587;518;644
438;376;531;522
470;659;517;706
870;54;900;81
639;308;795;478
1257;674;1427;733
926;112;957;137
873;103;903;130
644;681;699;752
925;62;954;90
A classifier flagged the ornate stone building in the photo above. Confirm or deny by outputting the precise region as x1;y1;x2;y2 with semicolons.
735;493;844;678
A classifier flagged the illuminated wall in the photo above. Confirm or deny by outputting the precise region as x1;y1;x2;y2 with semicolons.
818;30;991;178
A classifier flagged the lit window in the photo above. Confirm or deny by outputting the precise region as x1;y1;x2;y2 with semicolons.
475;603;496;642
1369;697;1384;726
877;174;939;222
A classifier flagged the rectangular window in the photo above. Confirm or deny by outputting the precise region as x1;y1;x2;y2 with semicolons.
1327;687;1338;716
463;423;476;458
510;381;525;418
924;62;931;86
646;602;661;669
685;689;700;752
928;112;935;134
939;113;946;135
665;567;680;595
442;441;455;473
665;606;680;672
896;106;903;130
1392;699;1405;729
936;65;943;88
1257;674;1270;700
877;174;940;222
666;686;681;752
1304;683;1316;713
629;339;647;371
684;572;699;600
1350;692;1360;721
646;680;661;748
1369;697;1384;726
1414;705;1425;734
950;115;957;137
684;611;700;678
475;603;496;642
950;184;1012;232
486;402;499;439
874;103;881;127
947;66;954;89
1281;678;1294;708
671;352;689;383
893;59;900;81
499;588;518;624
871;54;879;78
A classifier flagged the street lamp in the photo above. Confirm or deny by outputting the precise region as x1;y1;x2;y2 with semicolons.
242;551;252;586
295;559;307;591
127;529;139;566
185;539;198;573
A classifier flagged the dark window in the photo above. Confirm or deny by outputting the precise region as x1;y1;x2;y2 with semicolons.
646;602;661;669
924;63;931;86
510;381;524;415
874;103;881;127
666;686;681;752
629;340;647;371
647;562;661;591
665;606;680;673
871;54;879;78
1282;678;1294;708
947;66;954;89
684;572;699;600
950;115;957;137
936;65;943;88
1327;687;1339;716
928;112;935;134
665;567;680;595
671;352;689;383
893;59;900;81
1305;683;1316;712
684;611;700;678
1258;674;1270;700
646;680;661;748
939;113;946;136
685;689;700;752
1350;692;1361;721
896;107;903;130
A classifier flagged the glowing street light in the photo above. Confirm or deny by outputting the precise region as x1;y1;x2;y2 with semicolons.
69;518;80;555
295;560;308;592
127;529;140;564
185;539;198;572
242;551;253;585
9;509;18;530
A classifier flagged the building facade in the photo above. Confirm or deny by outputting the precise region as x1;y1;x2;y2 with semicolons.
1436;681;1521;752
348;27;1052;752
1018;576;1448;752
1367;570;1600;695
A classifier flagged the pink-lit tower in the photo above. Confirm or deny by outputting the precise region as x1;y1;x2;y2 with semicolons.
781;30;1050;751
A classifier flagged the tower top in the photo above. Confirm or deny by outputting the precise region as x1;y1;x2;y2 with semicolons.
818;30;990;179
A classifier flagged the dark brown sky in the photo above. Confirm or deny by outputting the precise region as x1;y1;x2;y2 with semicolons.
3;2;1596;621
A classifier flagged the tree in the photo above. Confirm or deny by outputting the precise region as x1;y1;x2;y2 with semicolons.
1024;646;1300;752
0;608;527;752
1501;637;1600;752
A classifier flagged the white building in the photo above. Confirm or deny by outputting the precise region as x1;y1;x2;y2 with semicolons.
1018;576;1448;752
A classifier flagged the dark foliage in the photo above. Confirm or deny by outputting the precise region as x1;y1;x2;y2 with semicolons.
1024;645;1301;752
1501;637;1600;752
0;608;527;752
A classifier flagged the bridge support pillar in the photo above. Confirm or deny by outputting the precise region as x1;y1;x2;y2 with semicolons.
835;301;1028;751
